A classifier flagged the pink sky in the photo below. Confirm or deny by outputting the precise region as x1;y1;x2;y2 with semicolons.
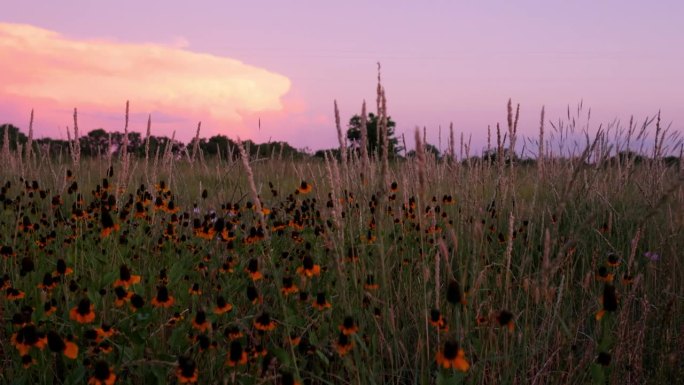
2;1;682;154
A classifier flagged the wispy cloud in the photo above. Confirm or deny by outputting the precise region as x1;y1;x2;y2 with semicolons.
0;23;291;139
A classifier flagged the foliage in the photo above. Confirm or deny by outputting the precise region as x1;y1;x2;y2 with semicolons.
346;113;401;157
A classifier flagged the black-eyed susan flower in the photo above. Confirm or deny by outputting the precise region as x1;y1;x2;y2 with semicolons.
446;280;467;305
435;340;469;371
70;298;96;324
43;300;58;317
54;258;73;277
281;276;299;296
38;272;58;291
176;356;198;383
281;371;301;385
429;309;448;332
227;340;248;367
496;310;514;332
214;296;233;315
130;293;145;311
100;209;120;239
87;360;116;385
335;332;353;356
21;354;35;368
47;331;79;359
606;253;621;267
113;287;132;307
95;324;115;340
225;326;243;341
11;324;47;356
6;287;25;300
246;285;262;304
245;258;263;281
296;181;312;195
254;312;276;332
192;310;211;333
188;283;202;296
596;283;618;320
596;266;614;283
339;316;359;336
364;275;379;291
312;292;331;311
151;286;175;308
113;265;141;288
622;273;634;285
296;256;320;278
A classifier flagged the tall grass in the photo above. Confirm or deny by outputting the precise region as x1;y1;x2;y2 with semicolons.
0;98;682;385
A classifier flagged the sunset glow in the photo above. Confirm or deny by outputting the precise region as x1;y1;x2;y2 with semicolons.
0;22;290;139
1;1;682;150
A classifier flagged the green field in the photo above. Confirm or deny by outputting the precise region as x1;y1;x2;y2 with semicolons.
0;125;682;385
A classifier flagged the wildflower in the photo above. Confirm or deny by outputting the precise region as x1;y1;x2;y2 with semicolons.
47;331;79;359
225;326;243;340
87;360;116;385
435;340;469;371
226;340;248;367
188;283;202;296
151;286;175;308
43;300;58;316
113;265;141;288
364;274;379;291
596;266;614;283
22;354;35;368
38;273;58;291
281;371;301;385
429;309;448;332
622;273;634;285
95;324;115;340
176;356;199;383
606;253;621;267
495;310;514;332
214;296;233;315
100;209;120;238
70;298;96;324
254;312;277;331
296;181;312;195
644;251;660;261
113;287;133;307
11;324;47;355
6;287;25;300
312;292;332;311
446;280;466;305
246;285;262;304
130;294;145;310
596;284;618;320
296;256;321;278
281;276;299;296
339;316;359;336
245;258;263;281
192;310;211;333
442;195;455;205
335;332;353;356
54;259;74;277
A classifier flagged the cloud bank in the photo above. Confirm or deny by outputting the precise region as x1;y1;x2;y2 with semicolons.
0;23;291;139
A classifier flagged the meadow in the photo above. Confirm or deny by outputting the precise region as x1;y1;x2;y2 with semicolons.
0;106;682;385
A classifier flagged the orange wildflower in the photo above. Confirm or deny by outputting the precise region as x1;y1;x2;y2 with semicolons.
70;298;96;324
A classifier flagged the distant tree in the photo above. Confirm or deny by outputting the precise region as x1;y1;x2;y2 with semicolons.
346;113;401;158
406;143;441;160
0;124;28;151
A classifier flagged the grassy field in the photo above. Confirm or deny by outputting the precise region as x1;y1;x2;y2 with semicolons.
0;122;682;385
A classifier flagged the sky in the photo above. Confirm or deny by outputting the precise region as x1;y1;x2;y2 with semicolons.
1;1;683;154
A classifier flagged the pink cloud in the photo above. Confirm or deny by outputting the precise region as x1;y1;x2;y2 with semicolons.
0;23;291;141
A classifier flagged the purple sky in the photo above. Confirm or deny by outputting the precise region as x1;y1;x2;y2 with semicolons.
2;1;682;154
